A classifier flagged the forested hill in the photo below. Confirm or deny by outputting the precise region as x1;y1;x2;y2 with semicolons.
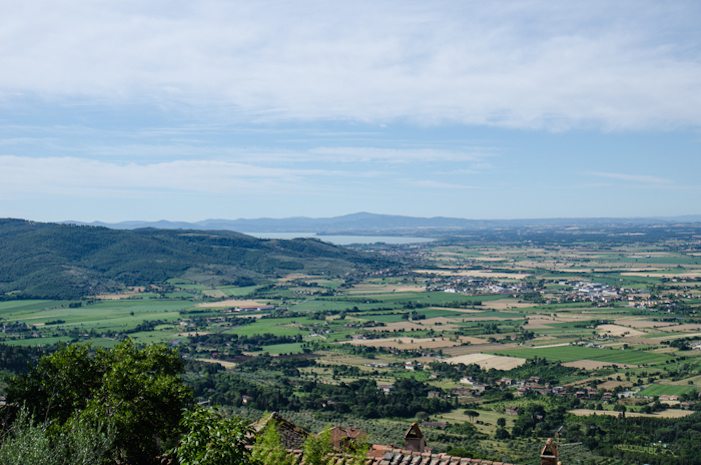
0;219;388;299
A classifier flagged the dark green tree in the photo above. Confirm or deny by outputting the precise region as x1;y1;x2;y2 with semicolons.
7;344;103;424
7;340;192;465
175;407;251;465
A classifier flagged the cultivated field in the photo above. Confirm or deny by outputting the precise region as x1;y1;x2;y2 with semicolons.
569;409;694;419
638;384;698;397
497;345;671;366
3;234;701;465
414;269;531;279
596;324;646;337
196;299;269;309
343;337;462;350
347;283;426;294
444;353;527;370
563;360;626;370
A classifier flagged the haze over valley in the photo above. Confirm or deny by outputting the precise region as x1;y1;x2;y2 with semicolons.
1;2;701;465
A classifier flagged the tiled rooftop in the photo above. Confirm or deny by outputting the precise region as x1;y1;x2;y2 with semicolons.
366;447;515;465
249;413;544;465
282;445;515;465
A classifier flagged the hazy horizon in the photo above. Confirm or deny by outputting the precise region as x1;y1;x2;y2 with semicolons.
17;211;701;225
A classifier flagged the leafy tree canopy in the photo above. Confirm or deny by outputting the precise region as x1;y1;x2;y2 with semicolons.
7;339;193;465
175;407;251;465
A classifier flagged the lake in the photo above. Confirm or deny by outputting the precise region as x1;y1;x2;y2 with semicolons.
248;232;434;245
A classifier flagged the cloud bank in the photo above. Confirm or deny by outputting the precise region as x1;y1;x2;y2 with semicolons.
1;1;701;129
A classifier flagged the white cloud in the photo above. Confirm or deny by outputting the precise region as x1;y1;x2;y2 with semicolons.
587;171;672;185
0;155;331;196
1;1;700;129
0;133;493;166
410;179;479;190
307;147;490;164
0;150;487;201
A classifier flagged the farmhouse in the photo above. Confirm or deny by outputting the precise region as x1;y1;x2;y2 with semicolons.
232;304;276;312
378;383;394;394
551;386;567;396
617;390;636;399
450;387;474;403
497;377;514;386
459;377;487;395
505;407;520;416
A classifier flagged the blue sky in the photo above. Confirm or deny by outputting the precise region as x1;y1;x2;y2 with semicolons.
1;1;700;221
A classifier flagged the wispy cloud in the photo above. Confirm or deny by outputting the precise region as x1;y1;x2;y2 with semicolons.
0;155;336;196
409;179;479;190
1;1;700;129
307;147;490;164
0;129;495;166
587;171;672;185
0;152;485;202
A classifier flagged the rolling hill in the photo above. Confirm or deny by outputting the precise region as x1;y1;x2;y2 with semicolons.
0;219;388;299
71;212;701;235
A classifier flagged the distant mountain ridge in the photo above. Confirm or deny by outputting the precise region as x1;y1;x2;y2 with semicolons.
0;219;387;299
67;212;701;235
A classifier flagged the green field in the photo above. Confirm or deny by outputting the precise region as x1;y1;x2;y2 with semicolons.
260;342;305;355
4;335;75;346
496;345;673;365
0;300;70;314
638;384;697;397
223;316;314;337
4;221;701;465
0;299;194;346
215;285;262;297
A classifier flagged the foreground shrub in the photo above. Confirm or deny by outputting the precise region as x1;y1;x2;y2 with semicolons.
0;408;114;465
175;407;251;465
7;339;192;464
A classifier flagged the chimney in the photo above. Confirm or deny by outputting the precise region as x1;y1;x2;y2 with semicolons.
403;423;426;453
540;438;559;465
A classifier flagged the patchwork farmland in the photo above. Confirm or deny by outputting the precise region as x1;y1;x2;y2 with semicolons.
2;228;701;465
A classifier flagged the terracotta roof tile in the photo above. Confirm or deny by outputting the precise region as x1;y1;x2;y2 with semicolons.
283;448;517;465
249;415;519;465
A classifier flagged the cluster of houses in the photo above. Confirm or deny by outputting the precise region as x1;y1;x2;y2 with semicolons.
429;274;699;310
433;273;698;312
428;277;526;297
427;274;655;309
454;376;563;399
450;374;698;409
567;281;620;304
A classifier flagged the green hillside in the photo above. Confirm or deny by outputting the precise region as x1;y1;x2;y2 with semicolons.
0;219;387;299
